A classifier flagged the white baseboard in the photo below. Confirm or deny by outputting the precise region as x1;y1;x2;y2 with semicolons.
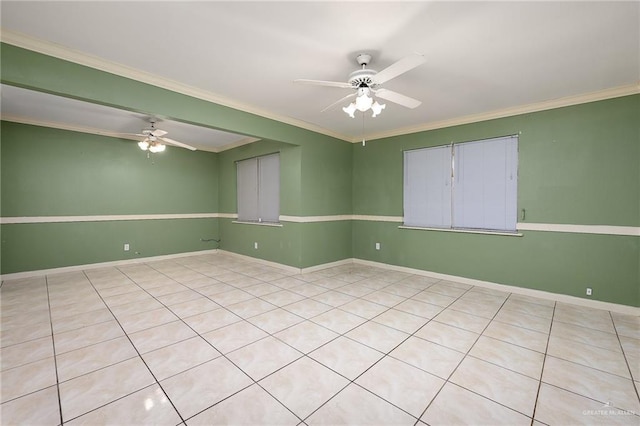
2;250;637;315
216;252;639;315
0;250;219;281
216;250;301;274
300;258;356;274
216;251;352;275
352;258;639;316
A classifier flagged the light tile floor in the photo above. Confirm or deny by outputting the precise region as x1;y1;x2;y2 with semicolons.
1;253;639;425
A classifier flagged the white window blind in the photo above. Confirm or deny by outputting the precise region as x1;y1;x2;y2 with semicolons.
403;136;518;232
453;137;518;231
404;145;452;228
257;154;280;223
237;154;280;223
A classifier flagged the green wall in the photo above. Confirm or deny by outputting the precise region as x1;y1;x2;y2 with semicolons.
217;139;301;216
1;122;220;274
352;95;640;306
301;138;353;216
2;219;219;273
1;44;354;274
216;139;353;268
2;123;218;216
1;43;638;307
217;139;303;267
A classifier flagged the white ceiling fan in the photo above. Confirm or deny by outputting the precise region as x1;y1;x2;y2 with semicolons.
295;53;426;118
127;119;197;153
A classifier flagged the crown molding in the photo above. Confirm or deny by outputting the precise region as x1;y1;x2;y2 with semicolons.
0;29;351;143
1;114;141;141
354;83;640;143
216;137;263;153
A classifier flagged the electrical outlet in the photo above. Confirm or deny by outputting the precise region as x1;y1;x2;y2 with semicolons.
124;243;130;252
375;242;381;250
254;242;258;250
586;287;592;296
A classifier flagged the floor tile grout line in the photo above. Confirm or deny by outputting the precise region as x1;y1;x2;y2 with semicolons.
54;353;141;385
147;258;417;353
53;361;164;424
499;302;556;321
462;351;542;382
183;380;291;424
310;380;420;424
119;261;310;423
414;287;534;423
302;277;457;336
139;261;321;347
138;259;440;422
451;292;557;353
298;282;480;424
609;310;640;402
51;333;126;358
44;275;65;426
8;254;635;424
72;270;188;425
552;317;622;336
529;300;557;425
251;377;310;424
334;282;468;360
540;381;640;419
424;381;535;425
548;322;632;352
0;324;54;352
490;316;552;335
295;355;407;424
300;283;479;424
133;261;328;358
541;352;638;382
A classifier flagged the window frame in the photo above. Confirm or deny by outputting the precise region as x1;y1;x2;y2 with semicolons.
402;135;520;235
235;152;280;225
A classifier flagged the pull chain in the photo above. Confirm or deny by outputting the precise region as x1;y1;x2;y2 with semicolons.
361;111;366;146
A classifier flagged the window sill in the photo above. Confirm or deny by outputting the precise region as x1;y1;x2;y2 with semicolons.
398;225;523;237
232;220;283;227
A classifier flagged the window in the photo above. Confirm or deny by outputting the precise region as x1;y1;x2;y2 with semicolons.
236;153;280;223
403;136;518;232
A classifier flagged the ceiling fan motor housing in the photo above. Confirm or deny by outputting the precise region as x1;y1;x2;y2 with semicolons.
349;53;377;88
348;69;378;88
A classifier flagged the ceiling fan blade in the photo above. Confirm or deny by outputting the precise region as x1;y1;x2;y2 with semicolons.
158;136;197;151
321;93;357;112
375;88;422;109
371;53;426;85
112;132;147;140
294;79;353;89
150;129;168;137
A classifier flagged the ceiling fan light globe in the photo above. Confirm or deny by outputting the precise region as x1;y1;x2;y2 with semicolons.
149;143;166;153
138;141;149;150
343;103;356;118
371;101;386;117
355;93;373;112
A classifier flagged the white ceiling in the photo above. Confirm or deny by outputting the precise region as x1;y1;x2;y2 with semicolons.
0;84;256;152
1;1;638;147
